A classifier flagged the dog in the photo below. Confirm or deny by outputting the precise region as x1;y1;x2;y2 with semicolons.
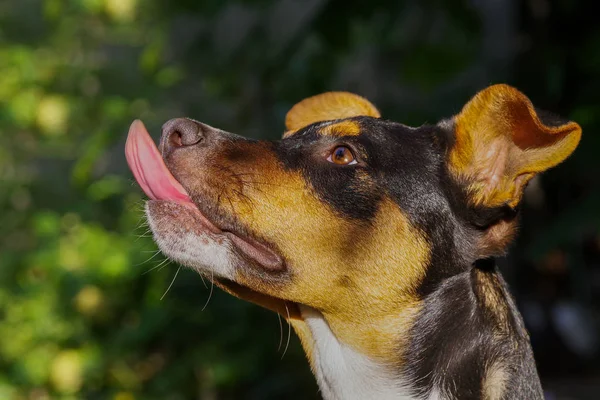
125;84;581;400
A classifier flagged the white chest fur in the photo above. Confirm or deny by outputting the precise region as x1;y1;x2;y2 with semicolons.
300;306;420;400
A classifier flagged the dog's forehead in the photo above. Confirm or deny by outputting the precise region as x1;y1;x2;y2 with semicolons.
277;116;443;186
283;116;422;146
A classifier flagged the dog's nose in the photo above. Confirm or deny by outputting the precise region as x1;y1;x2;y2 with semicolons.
160;118;205;154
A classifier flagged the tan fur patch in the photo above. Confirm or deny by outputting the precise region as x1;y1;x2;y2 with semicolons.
482;361;508;400
290;318;316;369
282;129;298;139
319;120;362;137
473;269;511;336
477;219;518;259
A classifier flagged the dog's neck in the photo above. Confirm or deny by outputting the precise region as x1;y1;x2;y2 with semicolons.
295;261;544;400
299;306;418;400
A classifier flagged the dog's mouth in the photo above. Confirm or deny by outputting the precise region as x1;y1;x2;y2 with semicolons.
125;120;284;273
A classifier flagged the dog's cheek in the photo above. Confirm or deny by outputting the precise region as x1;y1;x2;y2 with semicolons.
291;198;432;362
237;180;431;302
222;168;352;305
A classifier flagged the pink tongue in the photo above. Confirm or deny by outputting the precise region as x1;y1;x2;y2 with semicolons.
125;120;192;202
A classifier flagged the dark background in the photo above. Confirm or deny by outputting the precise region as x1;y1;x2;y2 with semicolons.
1;0;599;398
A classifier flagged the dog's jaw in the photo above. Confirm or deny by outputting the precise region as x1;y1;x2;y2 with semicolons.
145;200;237;280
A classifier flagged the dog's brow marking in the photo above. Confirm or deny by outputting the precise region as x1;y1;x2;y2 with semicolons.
282;128;298;138
319;120;361;137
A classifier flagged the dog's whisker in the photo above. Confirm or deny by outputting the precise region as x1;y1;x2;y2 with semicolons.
134;227;151;235
201;271;214;311
135;249;162;266
199;274;208;289
157;260;172;273
133;215;148;229
126;197;146;212
135;221;149;230
160;265;181;300
134;228;153;242
232;189;256;209
143;257;170;275
226;195;236;216
134;235;152;242
281;302;291;359
277;313;284;352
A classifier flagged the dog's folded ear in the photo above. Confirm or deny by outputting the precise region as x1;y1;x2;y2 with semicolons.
448;84;581;209
284;92;380;135
447;84;581;255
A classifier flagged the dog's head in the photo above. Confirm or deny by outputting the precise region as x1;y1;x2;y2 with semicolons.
126;84;580;362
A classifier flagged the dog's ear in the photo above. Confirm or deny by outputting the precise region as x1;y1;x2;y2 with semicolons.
284;92;380;135
447;84;581;255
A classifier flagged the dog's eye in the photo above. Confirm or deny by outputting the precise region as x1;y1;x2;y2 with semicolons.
327;146;357;165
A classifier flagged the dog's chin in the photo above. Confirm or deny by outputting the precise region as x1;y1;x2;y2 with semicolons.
145;200;299;317
145;200;236;278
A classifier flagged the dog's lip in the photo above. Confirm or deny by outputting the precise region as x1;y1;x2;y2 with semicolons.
125;120;284;271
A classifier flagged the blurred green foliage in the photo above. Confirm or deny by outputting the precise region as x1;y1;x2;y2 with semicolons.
0;0;599;399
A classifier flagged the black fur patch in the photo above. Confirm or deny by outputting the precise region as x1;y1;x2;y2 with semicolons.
276;119;383;221
468;204;519;230
402;264;543;399
535;107;570;128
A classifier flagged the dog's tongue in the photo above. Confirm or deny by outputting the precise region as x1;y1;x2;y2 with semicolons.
125;120;191;202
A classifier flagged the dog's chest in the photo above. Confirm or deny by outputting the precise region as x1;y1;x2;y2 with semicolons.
301;306;421;400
